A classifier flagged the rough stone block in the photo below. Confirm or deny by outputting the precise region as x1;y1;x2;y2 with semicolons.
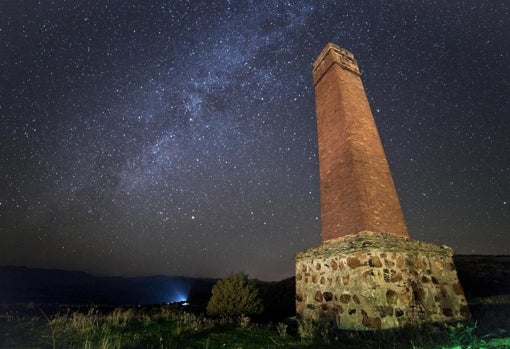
295;232;470;330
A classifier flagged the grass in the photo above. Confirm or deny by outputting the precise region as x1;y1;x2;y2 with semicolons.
1;299;509;349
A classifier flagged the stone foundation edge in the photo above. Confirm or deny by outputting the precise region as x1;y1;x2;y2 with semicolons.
295;232;470;330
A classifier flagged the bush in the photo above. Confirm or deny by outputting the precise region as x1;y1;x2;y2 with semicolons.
206;273;263;317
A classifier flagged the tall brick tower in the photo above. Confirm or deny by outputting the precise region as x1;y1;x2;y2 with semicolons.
313;43;408;241
295;43;470;330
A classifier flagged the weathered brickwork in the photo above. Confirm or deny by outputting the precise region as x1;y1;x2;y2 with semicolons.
295;232;470;330
313;43;408;241
298;43;470;329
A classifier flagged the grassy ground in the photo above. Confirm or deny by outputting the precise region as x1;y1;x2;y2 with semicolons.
1;299;509;348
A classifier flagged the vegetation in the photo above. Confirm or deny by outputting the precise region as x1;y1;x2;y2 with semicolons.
1;300;510;349
1;277;510;348
206;273;264;317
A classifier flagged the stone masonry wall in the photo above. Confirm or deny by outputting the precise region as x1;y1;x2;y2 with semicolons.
295;232;470;330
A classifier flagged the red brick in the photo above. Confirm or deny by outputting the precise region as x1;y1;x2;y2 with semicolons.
313;43;409;241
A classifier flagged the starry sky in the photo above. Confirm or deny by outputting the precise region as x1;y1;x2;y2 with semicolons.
1;1;509;280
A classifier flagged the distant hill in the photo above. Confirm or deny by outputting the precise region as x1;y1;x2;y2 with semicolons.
453;255;510;298
0;266;216;305
1;255;509;308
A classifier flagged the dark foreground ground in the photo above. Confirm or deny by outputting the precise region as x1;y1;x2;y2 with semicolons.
1;255;509;348
1;301;509;349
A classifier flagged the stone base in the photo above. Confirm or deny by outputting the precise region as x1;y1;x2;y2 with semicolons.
295;232;470;330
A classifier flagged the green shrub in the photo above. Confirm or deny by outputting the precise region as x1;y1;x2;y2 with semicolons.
206;273;264;317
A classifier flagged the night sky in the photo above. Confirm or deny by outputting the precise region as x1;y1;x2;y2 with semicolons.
1;1;508;280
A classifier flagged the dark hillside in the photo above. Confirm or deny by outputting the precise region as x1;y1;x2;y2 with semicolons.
454;255;510;298
0;266;215;306
1;255;509;311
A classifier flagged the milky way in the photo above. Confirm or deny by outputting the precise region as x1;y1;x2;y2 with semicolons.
1;1;509;280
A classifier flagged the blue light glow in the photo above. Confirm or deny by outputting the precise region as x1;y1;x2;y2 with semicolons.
164;281;190;304
169;291;188;303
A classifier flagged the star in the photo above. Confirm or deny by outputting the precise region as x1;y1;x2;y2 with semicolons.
0;0;508;280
